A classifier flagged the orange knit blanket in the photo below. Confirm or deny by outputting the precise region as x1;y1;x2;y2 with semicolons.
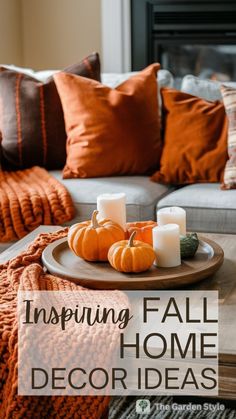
0;166;75;243
0;229;127;418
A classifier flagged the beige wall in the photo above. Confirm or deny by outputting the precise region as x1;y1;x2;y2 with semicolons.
0;0;23;65
0;0;102;70
21;0;102;70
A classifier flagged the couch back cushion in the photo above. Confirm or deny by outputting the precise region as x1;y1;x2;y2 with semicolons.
102;69;174;119
101;69;174;89
181;74;236;102
151;88;228;185
54;63;162;179
0;53;101;170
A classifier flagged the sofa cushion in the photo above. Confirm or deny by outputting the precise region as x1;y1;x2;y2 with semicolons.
102;69;174;89
54;64;162;179
2;67;174;87
102;70;173;118
151;88;228;185
181;74;236;102
0;53;101;170
51;172;171;223
157;184;236;234
0;65;58;82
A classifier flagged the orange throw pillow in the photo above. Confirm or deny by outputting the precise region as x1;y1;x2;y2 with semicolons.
54;64;162;178
151;88;228;185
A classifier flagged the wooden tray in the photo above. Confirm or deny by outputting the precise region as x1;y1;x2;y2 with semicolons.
42;236;224;290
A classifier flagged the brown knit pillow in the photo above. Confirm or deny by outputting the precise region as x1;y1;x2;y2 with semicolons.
0;53;101;170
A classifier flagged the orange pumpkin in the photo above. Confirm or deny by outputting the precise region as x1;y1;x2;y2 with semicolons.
108;231;155;273
126;220;157;245
68;210;125;262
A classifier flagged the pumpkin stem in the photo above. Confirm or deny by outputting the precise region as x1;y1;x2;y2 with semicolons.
128;231;136;247
91;210;100;229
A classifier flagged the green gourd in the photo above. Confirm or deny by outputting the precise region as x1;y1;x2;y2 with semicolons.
180;233;199;258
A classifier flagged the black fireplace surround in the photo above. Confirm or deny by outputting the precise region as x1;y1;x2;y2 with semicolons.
131;0;236;80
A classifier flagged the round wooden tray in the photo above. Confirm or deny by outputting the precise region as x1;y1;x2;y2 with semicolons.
41;236;224;290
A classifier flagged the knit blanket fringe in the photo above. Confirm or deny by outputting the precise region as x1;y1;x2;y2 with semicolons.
0;166;75;242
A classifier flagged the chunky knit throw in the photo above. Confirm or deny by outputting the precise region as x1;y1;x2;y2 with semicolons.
0;229;127;419
0;166;75;243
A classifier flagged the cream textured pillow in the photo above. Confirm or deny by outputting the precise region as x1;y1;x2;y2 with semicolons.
221;85;236;189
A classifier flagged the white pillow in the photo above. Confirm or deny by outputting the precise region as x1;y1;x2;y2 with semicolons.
34;70;59;81
181;74;236;102
0;64;58;82
1;64;36;77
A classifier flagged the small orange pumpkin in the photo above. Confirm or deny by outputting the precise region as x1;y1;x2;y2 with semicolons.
68;210;125;261
126;221;157;245
108;231;155;273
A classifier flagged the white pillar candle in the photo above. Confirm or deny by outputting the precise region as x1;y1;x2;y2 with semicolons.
97;193;126;230
157;207;186;236
152;224;181;268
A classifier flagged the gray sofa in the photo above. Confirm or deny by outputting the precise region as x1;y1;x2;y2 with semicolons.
0;66;235;256
52;171;236;234
51;71;235;236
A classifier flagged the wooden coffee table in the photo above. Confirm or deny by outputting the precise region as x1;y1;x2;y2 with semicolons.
0;227;235;400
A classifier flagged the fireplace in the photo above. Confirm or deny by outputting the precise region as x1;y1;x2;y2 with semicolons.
131;0;236;82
